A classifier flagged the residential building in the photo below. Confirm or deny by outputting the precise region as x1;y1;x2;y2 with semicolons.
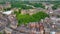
0;2;11;11
4;27;13;34
8;14;18;29
21;8;45;15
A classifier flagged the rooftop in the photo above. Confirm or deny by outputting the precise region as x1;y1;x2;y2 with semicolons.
2;10;13;15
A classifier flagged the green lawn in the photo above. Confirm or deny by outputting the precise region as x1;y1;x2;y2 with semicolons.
15;11;49;26
0;32;2;34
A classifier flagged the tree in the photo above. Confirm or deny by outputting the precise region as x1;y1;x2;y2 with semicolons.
29;3;45;9
52;2;60;10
